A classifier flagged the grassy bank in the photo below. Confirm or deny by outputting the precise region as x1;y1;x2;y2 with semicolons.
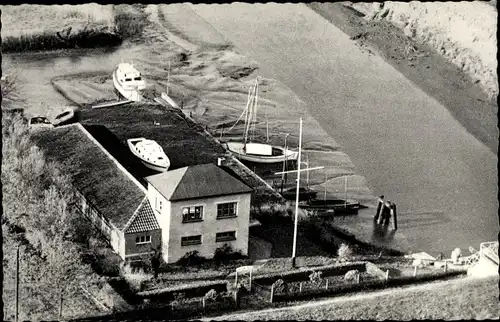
1;4;149;52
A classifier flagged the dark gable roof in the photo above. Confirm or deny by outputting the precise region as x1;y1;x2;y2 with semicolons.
125;198;160;234
146;163;253;201
31;124;146;230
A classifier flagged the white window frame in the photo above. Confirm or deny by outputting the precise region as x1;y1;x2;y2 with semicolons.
215;200;239;219
135;235;152;245
215;231;237;243
181;204;205;223
181;235;202;246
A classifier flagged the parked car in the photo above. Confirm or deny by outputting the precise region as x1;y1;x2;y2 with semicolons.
28;116;54;130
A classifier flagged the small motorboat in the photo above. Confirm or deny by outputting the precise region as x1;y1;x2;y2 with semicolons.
28;116;53;130
52;108;75;126
281;187;318;201
113;62;146;102
127;138;170;172
226;141;298;164
299;198;361;214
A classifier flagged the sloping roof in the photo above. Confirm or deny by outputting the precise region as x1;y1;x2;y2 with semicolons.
124;198;160;234
145;163;253;201
31;124;146;230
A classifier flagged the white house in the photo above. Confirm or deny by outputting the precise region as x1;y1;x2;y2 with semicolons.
145;163;253;263
32;123;254;263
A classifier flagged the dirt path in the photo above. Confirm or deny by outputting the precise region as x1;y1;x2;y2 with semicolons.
200;276;487;321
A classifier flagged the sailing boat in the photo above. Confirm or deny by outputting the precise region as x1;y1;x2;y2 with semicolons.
224;78;299;164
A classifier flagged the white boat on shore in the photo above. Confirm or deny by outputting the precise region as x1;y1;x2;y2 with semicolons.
225;141;298;164
223;77;298;164
112;62;146;102
127;138;170;172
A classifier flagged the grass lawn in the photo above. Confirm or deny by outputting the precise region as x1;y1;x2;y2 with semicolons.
212;275;499;320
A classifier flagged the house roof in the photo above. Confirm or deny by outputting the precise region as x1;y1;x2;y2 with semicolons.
31;124;146;230
145;163;253;201
124;197;160;234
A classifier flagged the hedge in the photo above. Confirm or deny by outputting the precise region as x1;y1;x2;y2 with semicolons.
1;31;122;53
137;280;228;301
252;262;367;285
273;270;466;302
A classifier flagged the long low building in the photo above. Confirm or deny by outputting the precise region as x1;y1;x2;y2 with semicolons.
31;123;253;263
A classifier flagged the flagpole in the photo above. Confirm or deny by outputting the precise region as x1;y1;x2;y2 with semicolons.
292;118;303;264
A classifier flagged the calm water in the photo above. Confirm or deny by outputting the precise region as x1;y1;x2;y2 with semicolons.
4;5;498;255
191;3;498;255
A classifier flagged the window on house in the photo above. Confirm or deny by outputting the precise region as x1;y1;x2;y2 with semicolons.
135;235;152;245
181;235;202;246
217;202;237;219
216;231;236;242
182;206;203;223
155;196;162;213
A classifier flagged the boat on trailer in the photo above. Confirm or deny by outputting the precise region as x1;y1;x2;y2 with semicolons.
113;62;146;102
127;138;170;172
223;77;298;164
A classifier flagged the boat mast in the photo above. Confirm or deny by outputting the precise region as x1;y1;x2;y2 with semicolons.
251;78;259;142
324;173;327;201
243;86;253;145
166;60;171;95
344;176;348;209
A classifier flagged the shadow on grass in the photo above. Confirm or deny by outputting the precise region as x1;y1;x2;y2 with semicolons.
250;218;328;258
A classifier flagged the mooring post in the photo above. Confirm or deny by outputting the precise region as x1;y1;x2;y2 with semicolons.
378;203;388;225
392;203;398;230
383;202;391;226
234;271;238;288
374;195;384;222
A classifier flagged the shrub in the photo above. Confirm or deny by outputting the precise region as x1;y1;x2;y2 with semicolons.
344;269;360;282
120;263;152;292
113;5;149;39
309;270;323;284
204;289;217;301
177;250;206;266
338;243;353;261
213;243;244;264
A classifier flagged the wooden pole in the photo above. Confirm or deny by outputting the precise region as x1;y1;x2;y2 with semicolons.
292;118;303;263
281;134;288;194
306;154;310;189
413;265;417;277
270;284;274;303
249;268;253;292
375;195;384;222
234;271;238;288
299;282;303;293
392;203;398;230
15;245;20;322
325;279;329;289
385;270;389;281
59;288;64;318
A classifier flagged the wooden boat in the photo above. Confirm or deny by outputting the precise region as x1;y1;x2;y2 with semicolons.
223;77;298;164
281;187;318;201
112;62;146;102
127;138;170;172
299;198;361;214
52;108;75;126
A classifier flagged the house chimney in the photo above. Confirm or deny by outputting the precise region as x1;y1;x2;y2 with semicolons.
217;157;225;166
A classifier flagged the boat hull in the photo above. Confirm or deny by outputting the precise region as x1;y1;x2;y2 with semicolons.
127;138;169;172
299;200;361;214
113;69;144;102
225;141;298;164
